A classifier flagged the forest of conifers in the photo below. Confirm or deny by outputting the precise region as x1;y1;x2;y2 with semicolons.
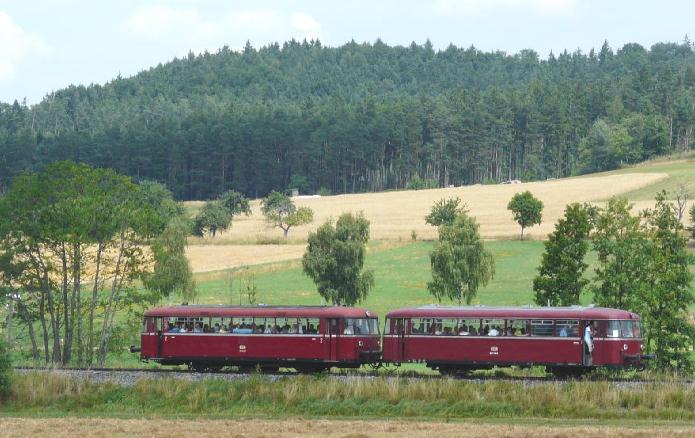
0;38;694;200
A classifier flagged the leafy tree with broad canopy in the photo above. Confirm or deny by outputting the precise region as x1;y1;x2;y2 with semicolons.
638;191;694;370
533;203;592;306
218;190;251;216
262;191;314;237
507;191;543;240
591;197;648;310
0;161;182;366
302;212;374;306
193;201;231;237
428;213;495;305
425;197;468;227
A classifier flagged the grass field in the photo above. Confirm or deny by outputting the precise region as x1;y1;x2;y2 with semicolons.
191;240;564;318
4;372;694;426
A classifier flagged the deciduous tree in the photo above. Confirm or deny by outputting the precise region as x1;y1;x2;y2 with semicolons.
507;191;543;240
425;197;468;227
302;213;374;306
533;203;592;306
193;201;231;237
638;191;694;370
428;213;495;305
261;191;313;237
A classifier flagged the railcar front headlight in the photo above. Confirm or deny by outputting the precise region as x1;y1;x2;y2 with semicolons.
623;344;628;351
640;344;644;351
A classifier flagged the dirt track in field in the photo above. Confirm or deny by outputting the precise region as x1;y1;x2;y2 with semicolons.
185;172;668;272
1;417;693;438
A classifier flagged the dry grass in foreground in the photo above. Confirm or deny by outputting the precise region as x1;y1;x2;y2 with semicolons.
0;417;692;438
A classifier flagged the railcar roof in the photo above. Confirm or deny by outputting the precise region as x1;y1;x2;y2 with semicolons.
386;305;639;320
144;305;377;319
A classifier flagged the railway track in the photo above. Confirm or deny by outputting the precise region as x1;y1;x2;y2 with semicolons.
13;366;693;387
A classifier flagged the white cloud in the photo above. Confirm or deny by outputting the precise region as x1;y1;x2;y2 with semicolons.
433;0;577;16
125;5;219;39
0;12;48;81
290;13;321;41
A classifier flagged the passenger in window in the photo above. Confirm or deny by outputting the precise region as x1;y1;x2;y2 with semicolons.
344;324;354;335
308;324;316;334
559;326;568;337
458;326;469;336
220;324;228;333
506;326;514;336
488;326;499;336
264;324;272;334
168;322;180;333
468;325;477;335
443;327;452;336
179;324;188;333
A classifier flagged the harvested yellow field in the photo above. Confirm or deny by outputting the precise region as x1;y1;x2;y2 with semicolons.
190;172;667;243
0;417;692;438
186;244;306;273
183;173;667;271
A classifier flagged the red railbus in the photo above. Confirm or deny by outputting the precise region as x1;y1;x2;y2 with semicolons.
135;305;381;372
382;305;649;375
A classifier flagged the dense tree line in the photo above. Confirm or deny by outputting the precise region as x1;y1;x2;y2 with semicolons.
1;39;695;199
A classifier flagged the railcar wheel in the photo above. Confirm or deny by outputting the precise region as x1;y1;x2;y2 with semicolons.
296;365;329;374
547;366;586;379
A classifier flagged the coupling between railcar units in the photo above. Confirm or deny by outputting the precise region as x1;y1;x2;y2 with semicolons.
132;304;653;376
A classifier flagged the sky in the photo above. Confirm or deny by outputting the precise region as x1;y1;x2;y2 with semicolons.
0;0;692;104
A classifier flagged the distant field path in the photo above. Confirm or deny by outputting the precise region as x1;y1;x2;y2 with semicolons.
186;172;666;272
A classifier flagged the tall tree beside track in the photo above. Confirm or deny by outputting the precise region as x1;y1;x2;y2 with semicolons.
507;191;544;240
144;216;196;305
428;213;495;305
591;197;647;310
302;212;374;306
261;191;314;238
638;191;694;370
533;203;593;306
0;161;179;366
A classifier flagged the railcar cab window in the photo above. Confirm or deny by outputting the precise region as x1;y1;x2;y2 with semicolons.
606;320;641;338
343;318;379;335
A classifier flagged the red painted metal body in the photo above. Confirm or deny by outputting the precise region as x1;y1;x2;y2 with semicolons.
138;305;381;370
382;306;646;372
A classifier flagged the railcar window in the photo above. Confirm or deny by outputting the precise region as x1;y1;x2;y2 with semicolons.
456;319;479;335
607;320;640;338
410;318;428;334
506;320;529;336
530;320;554;336
482;319;504;336
343;318;379;335
606;320;620;338
440;318;457;335
555;320;579;337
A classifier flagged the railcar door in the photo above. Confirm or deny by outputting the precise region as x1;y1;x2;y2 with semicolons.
393;318;406;362
324;318;339;362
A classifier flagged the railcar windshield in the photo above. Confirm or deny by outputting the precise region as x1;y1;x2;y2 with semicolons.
343;318;379;335
606;320;641;338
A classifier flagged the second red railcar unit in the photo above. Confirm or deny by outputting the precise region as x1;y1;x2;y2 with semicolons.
382;305;647;375
137;305;381;372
